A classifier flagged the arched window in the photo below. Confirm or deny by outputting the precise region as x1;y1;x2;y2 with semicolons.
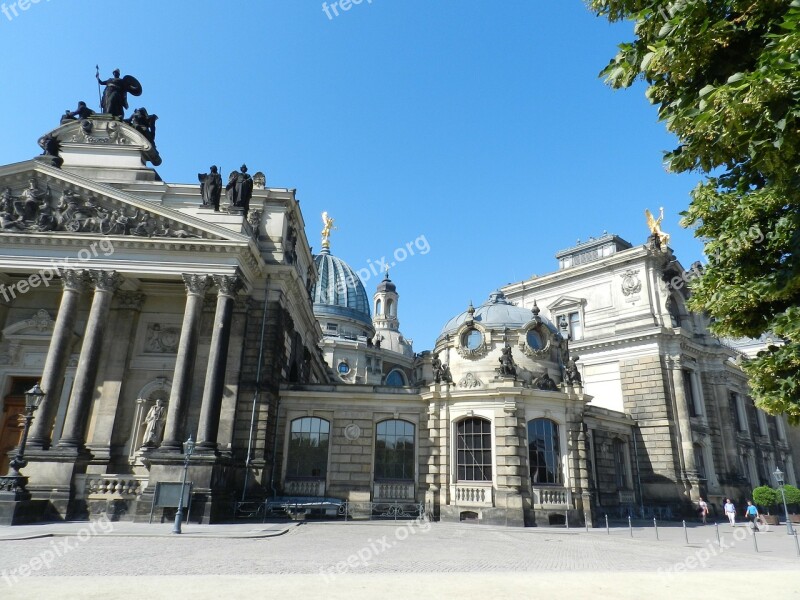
528;418;562;485
457;418;492;481
387;299;395;317
376;299;383;315
286;417;330;478
375;420;415;480
385;369;406;387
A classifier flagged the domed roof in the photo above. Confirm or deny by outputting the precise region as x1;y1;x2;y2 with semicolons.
439;290;556;337
376;273;396;293
312;248;372;328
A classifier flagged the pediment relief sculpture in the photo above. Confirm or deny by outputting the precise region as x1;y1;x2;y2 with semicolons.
0;178;203;239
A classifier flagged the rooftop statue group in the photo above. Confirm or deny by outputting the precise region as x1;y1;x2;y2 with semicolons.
0;178;198;238
199;164;260;215
57;69;157;144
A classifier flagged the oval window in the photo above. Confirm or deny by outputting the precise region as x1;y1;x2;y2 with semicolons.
526;330;543;350
463;328;483;350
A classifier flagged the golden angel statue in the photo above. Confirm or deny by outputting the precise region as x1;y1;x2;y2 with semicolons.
321;211;336;248
645;207;670;248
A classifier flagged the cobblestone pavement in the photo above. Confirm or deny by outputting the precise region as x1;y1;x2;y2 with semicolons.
1;520;799;599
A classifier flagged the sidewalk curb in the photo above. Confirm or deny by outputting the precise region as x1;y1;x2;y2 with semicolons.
0;523;298;542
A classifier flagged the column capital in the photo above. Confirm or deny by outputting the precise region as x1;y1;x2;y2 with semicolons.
212;274;243;299
182;274;212;297
61;269;89;293
89;270;123;293
665;355;683;370
116;291;145;311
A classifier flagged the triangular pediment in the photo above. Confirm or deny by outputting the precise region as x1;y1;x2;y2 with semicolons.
547;295;586;312
0;162;248;243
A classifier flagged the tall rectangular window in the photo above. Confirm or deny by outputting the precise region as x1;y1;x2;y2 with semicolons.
613;439;628;489
730;392;744;432
683;370;698;417
568;312;583;341
457;418;492;481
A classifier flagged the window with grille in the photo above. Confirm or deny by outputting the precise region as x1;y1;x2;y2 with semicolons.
456;418;492;481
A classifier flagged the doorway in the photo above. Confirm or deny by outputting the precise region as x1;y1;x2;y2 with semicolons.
0;378;39;475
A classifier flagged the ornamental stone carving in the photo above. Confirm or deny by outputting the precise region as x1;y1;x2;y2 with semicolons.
116;291;145;311
458;372;483;389
61;269;89;292
89;270;123;293
621;269;642;296
183;274;212;296
213;274;243;298
0;182;201;238
344;423;361;441
144;324;182;354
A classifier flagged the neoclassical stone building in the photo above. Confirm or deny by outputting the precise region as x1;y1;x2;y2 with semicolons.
0;102;796;526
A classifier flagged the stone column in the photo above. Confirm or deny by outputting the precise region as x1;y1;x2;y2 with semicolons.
709;370;739;479
667;356;698;496
196;275;242;451
86;291;145;464
57;271;122;449
159;275;212;451
28;270;87;449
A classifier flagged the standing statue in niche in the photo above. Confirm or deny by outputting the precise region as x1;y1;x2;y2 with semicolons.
199;166;223;211
564;355;582;386
225;164;254;214
498;342;517;378
440;363;453;384
141;398;166;447
96;68;142;119
431;352;443;383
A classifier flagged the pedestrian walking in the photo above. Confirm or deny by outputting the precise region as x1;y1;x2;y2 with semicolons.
724;498;736;526
698;497;709;524
745;500;760;532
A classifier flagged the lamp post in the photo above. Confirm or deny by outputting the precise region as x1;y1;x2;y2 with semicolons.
172;435;195;535
6;383;45;483
773;467;795;536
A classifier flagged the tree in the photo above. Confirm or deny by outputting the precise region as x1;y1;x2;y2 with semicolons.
779;483;800;507
752;485;779;513
586;1;800;418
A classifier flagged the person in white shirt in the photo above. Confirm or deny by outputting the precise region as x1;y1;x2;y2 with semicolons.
723;498;736;525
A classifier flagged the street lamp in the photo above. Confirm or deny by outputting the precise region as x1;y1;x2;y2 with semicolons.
172;435;195;535
7;383;45;482
773;467;795;536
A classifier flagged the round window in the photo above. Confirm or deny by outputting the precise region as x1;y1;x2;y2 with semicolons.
338;362;350;375
463;328;483;350
526;330;543;350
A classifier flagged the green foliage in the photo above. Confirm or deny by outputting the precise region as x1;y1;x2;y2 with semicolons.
780;484;800;505
752;485;779;510
587;0;800;418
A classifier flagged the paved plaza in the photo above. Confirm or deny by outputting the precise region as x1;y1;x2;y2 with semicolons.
0;519;799;598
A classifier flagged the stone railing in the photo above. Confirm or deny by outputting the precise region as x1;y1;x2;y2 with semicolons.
284;479;326;497
451;483;494;507
373;481;415;501
618;490;636;504
78;475;148;499
532;486;571;508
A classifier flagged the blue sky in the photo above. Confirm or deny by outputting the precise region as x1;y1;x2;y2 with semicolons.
0;1;706;351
